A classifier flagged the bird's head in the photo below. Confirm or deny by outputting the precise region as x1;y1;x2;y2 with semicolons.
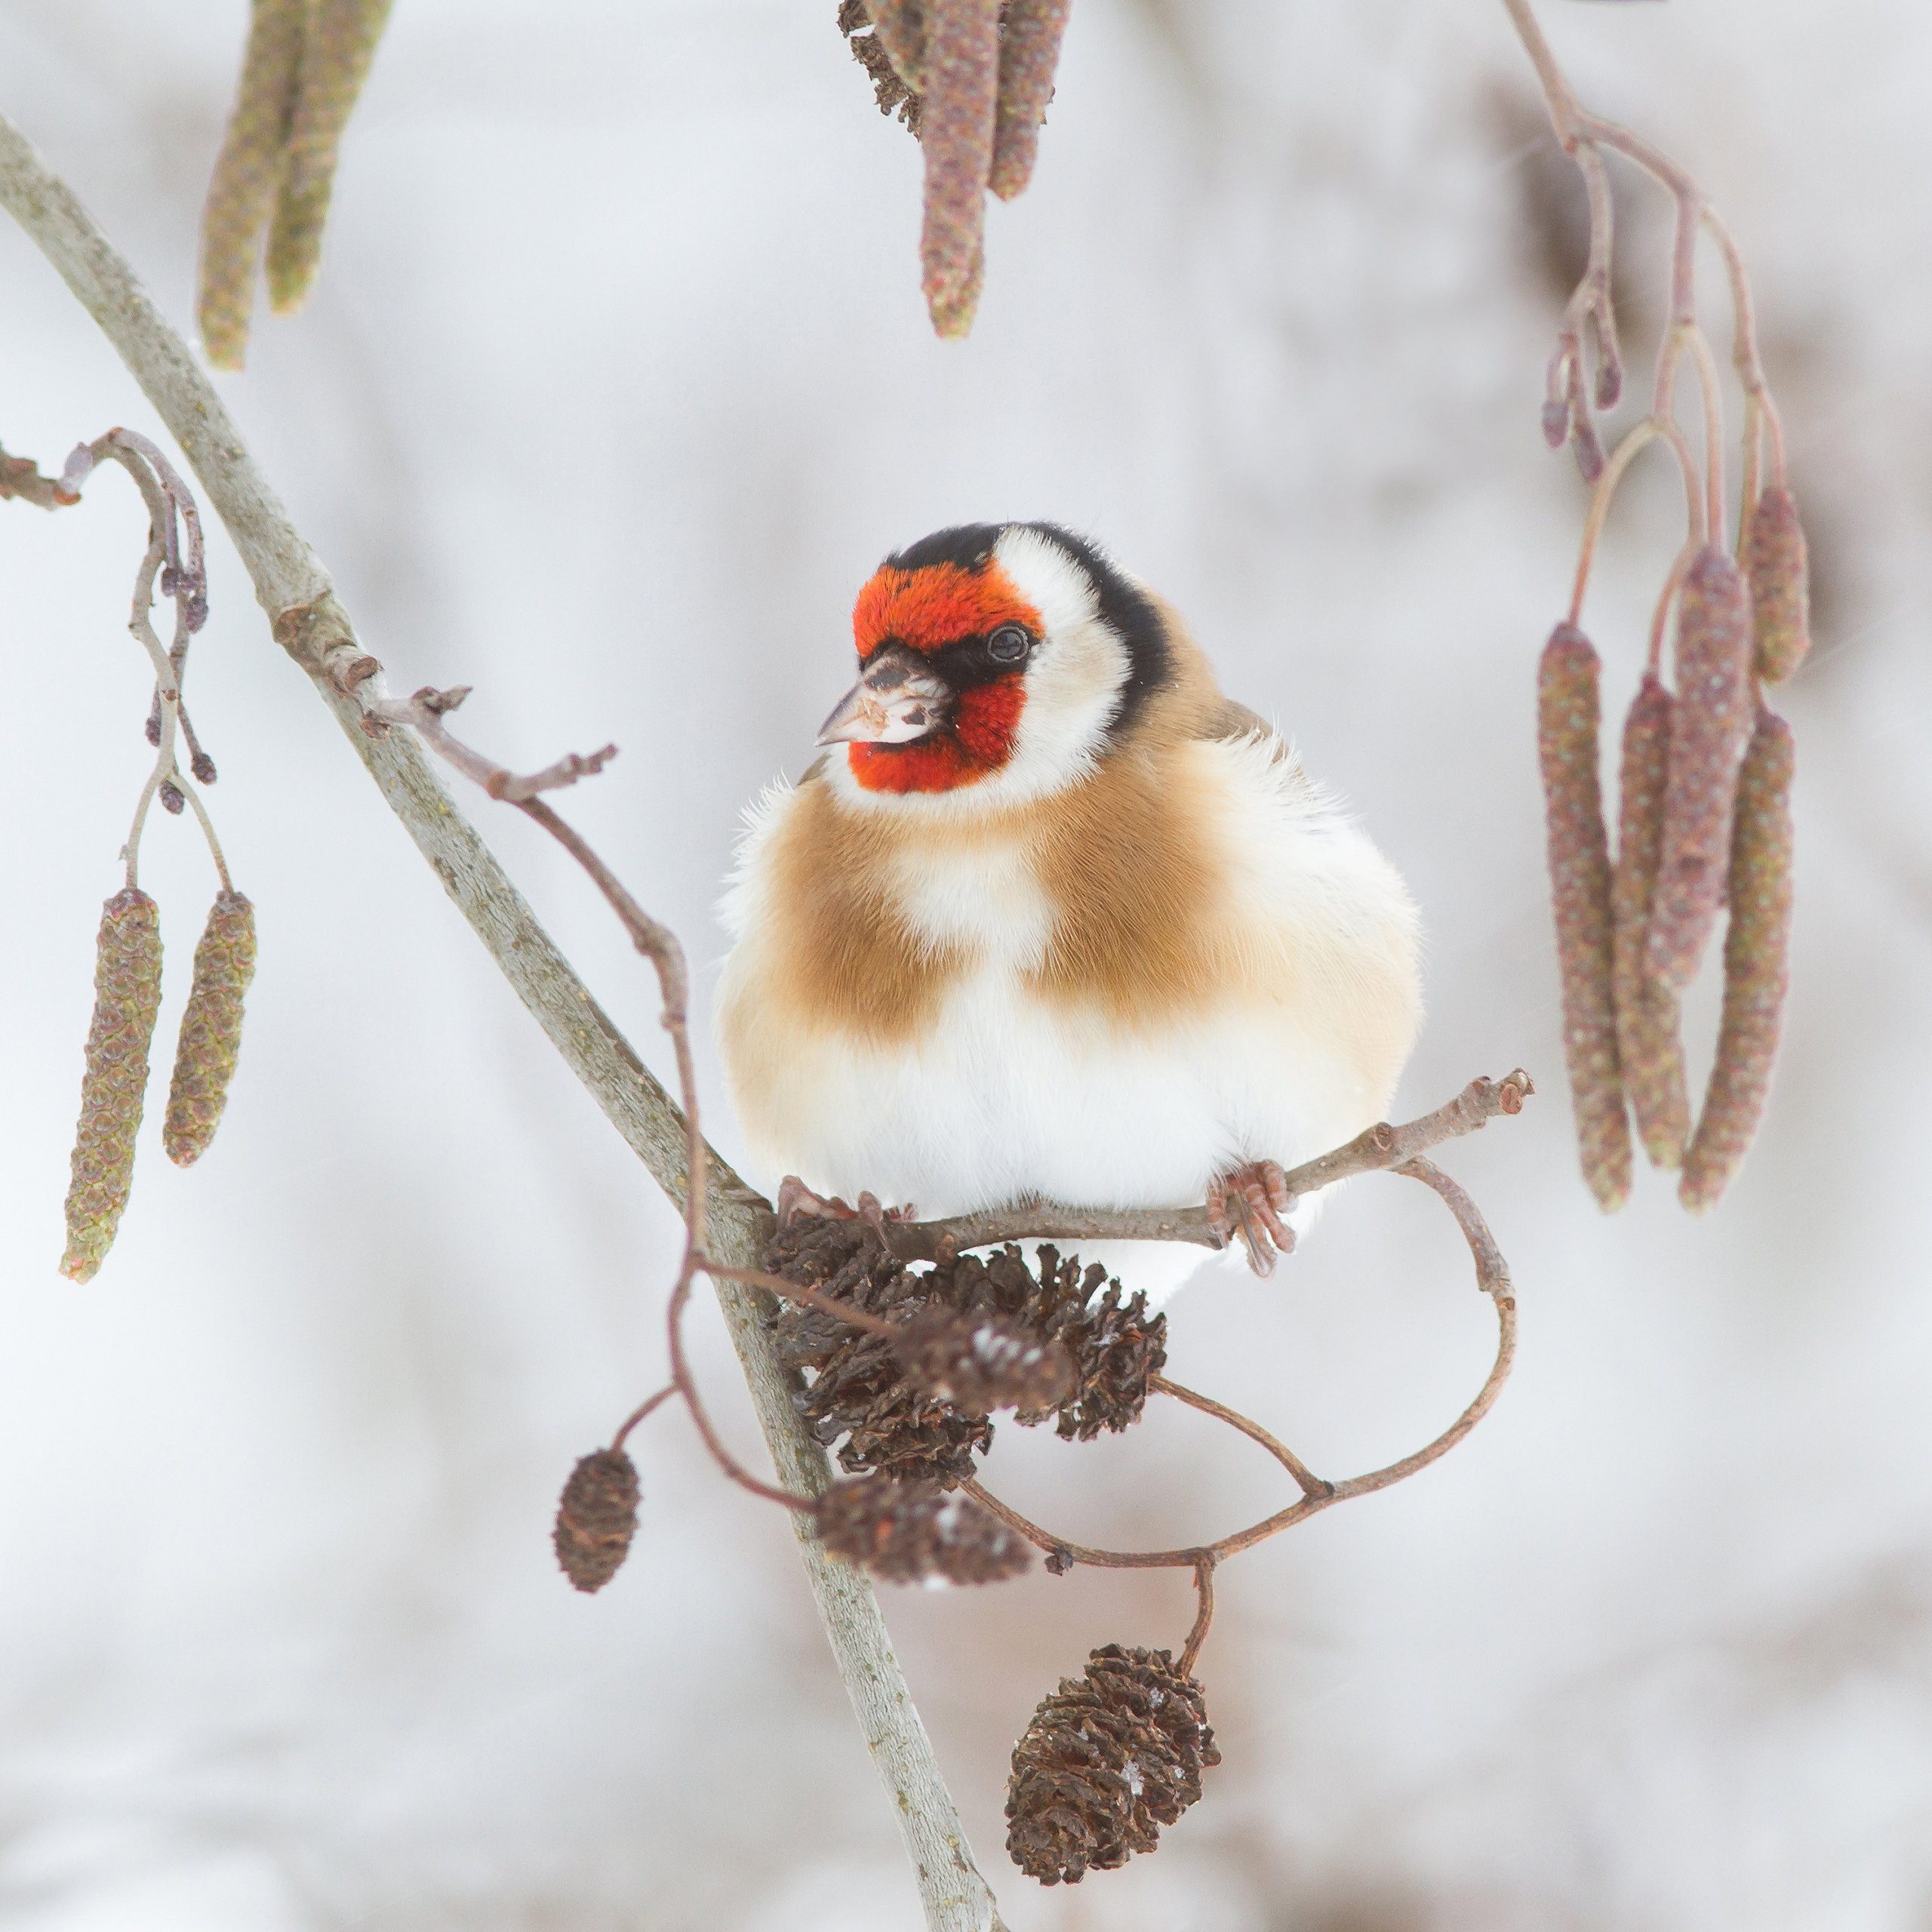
817;522;1171;810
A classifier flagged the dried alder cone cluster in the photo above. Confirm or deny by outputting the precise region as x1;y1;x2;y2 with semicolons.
198;0;394;368
544;1066;1527;1885
2;435;257;1280
838;0;1072;337
1523;23;1805;1215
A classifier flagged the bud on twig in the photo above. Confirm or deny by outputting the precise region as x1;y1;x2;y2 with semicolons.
1006;1645;1220;1883
1611;676;1690;1168
1744;486;1811;685
164;891;258;1167
814;1474;1032;1584
62;889;164;1282
553;1447;641;1592
891;1308;1077;1414
1648;546;1755;989
1681;708;1795;1211
1537;623;1630;1210
265;0;394;315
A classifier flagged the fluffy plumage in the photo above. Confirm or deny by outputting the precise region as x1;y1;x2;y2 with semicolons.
718;524;1422;1301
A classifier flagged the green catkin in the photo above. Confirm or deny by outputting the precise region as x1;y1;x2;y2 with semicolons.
62;889;165;1282
1744;486;1812;685
197;0;305;369
265;0;395;314
1681;708;1795;1212
163;891;258;1167
919;0;1001;337
1611;675;1691;1168
1537;623;1631;1211
988;0;1072;200
1648;545;1756;989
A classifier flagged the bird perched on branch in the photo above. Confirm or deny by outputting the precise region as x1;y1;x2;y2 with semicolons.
718;523;1422;1300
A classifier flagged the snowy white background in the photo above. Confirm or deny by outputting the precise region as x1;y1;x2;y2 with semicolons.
3;2;1930;1927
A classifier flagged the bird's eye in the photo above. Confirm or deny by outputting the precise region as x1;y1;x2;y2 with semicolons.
987;625;1032;664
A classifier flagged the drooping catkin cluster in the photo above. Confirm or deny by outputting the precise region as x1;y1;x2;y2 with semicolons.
765;1220;1167;1484
814;1472;1033;1583
1540;509;1804;1212
1537;623;1631;1211
1006;1646;1220;1884
199;0;394;369
61;891;165;1283
835;0;1073;337
553;1447;641;1592
164;892;259;1166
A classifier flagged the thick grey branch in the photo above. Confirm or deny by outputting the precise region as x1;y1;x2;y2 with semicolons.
0;109;1005;1932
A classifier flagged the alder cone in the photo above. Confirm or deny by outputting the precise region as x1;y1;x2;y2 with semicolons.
62;888;165;1283
1537;623;1630;1210
1007;1645;1220;1884
1745;486;1811;685
890;1306;1077;1414
1648;546;1756;989
164;891;257;1166
553;1448;641;1592
814;1473;1032;1584
1681;709;1795;1211
1611;677;1690;1168
765;1224;1168;1483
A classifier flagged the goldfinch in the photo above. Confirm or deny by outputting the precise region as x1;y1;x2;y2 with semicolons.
718;522;1422;1300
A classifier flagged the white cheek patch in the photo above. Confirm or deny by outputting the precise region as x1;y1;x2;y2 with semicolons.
992;528;1133;796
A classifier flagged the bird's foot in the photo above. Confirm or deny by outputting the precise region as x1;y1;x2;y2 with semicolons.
1205;1161;1297;1278
776;1176;918;1234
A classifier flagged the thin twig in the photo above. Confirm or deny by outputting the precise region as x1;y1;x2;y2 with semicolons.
886;1069;1533;1260
1178;1558;1217;1677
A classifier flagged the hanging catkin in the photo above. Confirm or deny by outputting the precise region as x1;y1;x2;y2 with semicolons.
1538;623;1630;1211
919;0;1001;337
163;891;258;1166
197;0;305;369
1743;486;1811;685
1647;546;1755;989
1681;707;1795;1211
1610;675;1690;1168
989;0;1072;199
62;889;165;1281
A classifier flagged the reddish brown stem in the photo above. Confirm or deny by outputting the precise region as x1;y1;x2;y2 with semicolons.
1178;1558;1217;1677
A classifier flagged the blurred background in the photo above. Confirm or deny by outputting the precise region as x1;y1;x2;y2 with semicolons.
3;2;1930;1926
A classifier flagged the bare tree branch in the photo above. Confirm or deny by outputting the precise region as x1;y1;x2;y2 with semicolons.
0;109;1009;1932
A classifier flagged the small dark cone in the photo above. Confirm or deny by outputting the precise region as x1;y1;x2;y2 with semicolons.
1006;1645;1221;1884
62;888;165;1282
1681;708;1795;1211
553;1448;640;1593
1745;486;1811;685
1041;1258;1167;1440
1649;546;1756;989
839;0;923;132
164;891;257;1166
891;1307;1077;1414
814;1473;1032;1584
1537;623;1631;1210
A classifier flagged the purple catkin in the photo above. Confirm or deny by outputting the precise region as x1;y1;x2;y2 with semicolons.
1611;676;1690;1168
197;0;305;368
988;0;1072;200
1744;487;1811;685
62;890;165;1281
919;0;1001;337
1538;624;1631;1211
266;0;394;314
1681;709;1795;1212
1647;546;1755;989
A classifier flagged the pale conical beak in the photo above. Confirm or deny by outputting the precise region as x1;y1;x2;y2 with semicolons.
816;648;951;746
